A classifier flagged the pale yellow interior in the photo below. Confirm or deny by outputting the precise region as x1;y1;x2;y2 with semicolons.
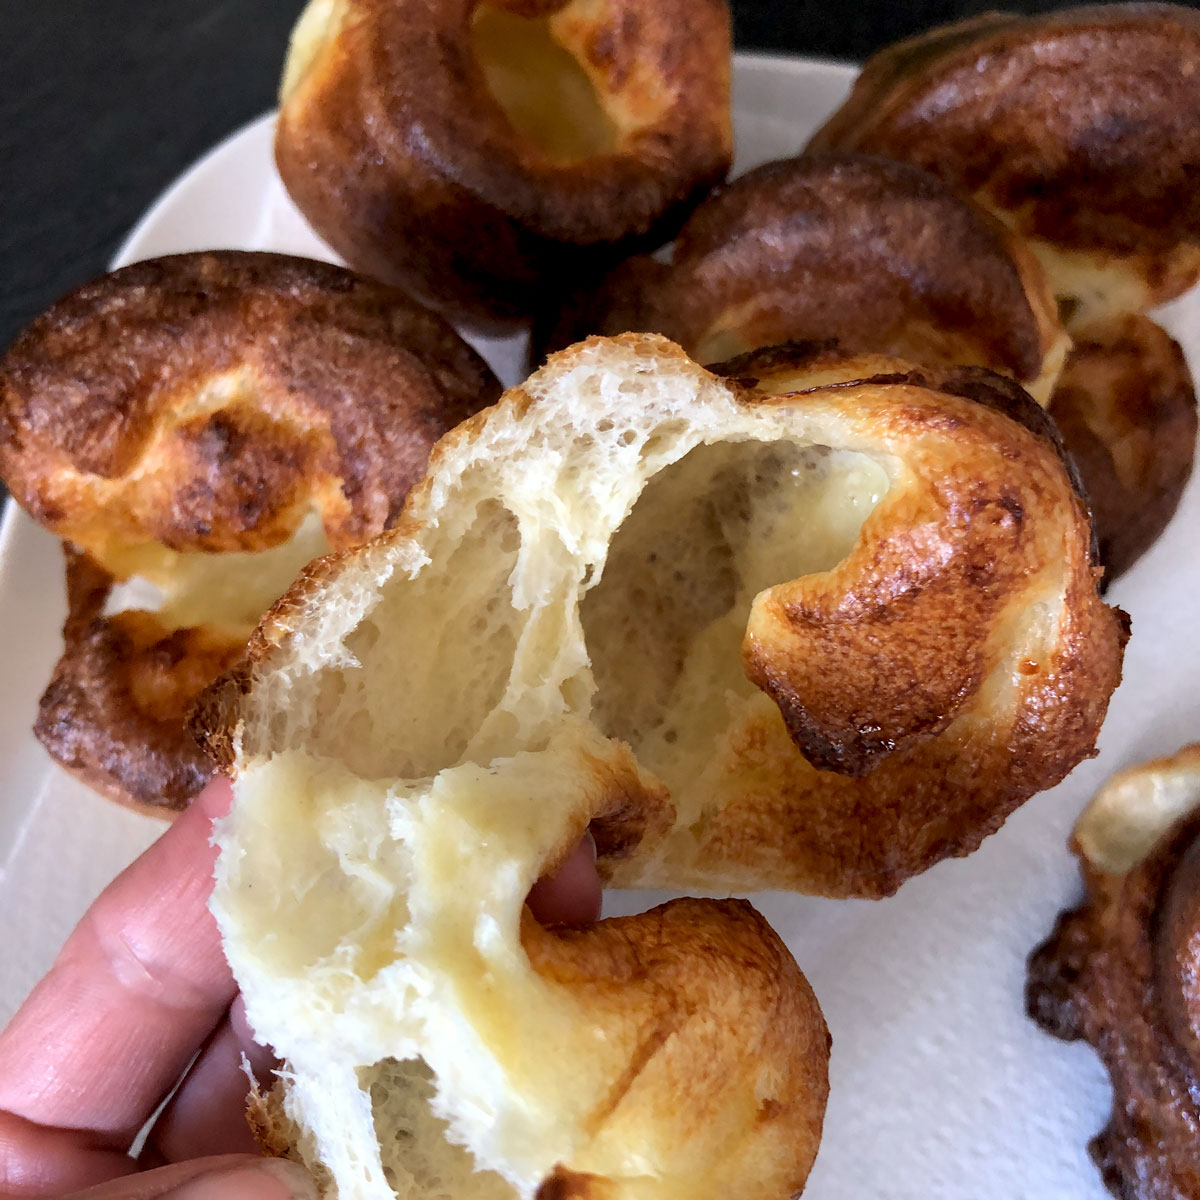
213;345;899;1200
280;0;350;104
101;511;332;638
1076;754;1200;875
366;1060;515;1200
471;4;619;162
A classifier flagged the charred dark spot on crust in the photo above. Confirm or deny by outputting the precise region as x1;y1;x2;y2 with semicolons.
747;648;911;778
997;492;1026;527
709;339;843;384
536;1168;588;1200
586;25;618;71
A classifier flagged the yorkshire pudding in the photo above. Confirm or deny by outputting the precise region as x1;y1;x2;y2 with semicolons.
275;0;733;326
806;4;1200;320
1048;313;1197;580
539;153;1069;405
808;6;1200;582
221;860;829;1199
1028;745;1200;1200
196;334;1126;906
0;250;500;813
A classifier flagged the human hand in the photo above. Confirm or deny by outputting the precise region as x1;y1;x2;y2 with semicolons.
0;778;601;1198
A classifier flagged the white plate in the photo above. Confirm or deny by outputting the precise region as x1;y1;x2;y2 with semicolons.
3;52;1198;1200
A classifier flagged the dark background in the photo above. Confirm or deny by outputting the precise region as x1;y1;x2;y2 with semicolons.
3;0;1198;356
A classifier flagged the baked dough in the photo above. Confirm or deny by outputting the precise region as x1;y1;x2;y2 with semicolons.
807;4;1200;580
275;0;732;325
0;251;500;812
196;334;1126;901
1047;313;1197;581
806;4;1200;320
1028;746;1200;1199
539;153;1069;404
195;333;1126;1195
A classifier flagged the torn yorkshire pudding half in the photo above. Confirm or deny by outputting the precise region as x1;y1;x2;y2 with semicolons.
0;250;500;814
538;153;1069;405
806;5;1200;582
1028;745;1200;1200
218;834;829;1200
196;334;1126;911
275;0;732;326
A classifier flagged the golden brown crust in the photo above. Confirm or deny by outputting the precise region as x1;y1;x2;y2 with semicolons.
197;334;1127;899
537;153;1067;402
1048;312;1197;582
0;251;500;557
275;0;732;325
1;251;499;812
249;898;829;1199
806;4;1200;308
34;547;244;815
681;350;1129;896
518;898;829;1198
713;348;1100;777
1028;746;1200;1200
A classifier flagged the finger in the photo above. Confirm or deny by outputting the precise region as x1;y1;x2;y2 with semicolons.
0;779;236;1193
526;832;602;925
62;1156;315;1199
145;997;278;1163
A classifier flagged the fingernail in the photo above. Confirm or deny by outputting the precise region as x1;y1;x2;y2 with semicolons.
168;1159;318;1200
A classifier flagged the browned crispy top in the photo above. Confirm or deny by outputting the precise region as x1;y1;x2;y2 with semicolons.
540;153;1065;395
0;251;500;556
807;5;1200;266
275;0;732;321
1048;313;1197;581
1029;779;1200;1198
1;250;499;814
357;0;733;241
520;898;829;1198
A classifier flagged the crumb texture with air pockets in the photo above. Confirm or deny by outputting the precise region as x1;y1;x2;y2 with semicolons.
201;334;1124;1200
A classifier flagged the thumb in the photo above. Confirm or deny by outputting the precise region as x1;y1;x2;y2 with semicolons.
65;1157;317;1200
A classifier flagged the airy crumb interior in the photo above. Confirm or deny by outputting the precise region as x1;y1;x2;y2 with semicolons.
582;438;887;791
220;345;896;1200
366;1060;515;1200
305;500;523;781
